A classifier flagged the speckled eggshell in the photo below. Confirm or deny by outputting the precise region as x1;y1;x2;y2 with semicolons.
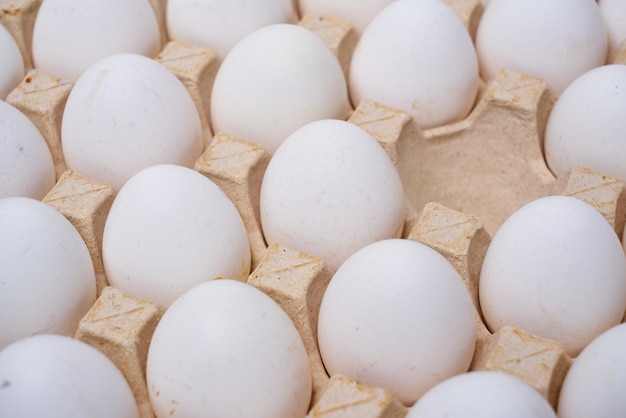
558;323;626;418
0;197;96;349
407;371;557;418
0;101;55;199
317;239;476;405
0;334;139;418
0;24;24;98
260;119;405;272
32;0;160;82
349;0;479;129
479;195;626;357
210;24;350;154
102;164;251;310
147;279;311;418
61;53;203;191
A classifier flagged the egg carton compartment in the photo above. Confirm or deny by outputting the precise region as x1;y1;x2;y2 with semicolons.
2;0;626;417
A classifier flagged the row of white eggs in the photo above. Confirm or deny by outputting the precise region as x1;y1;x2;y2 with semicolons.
1;0;626;417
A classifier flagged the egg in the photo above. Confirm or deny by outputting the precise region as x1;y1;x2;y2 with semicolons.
260;119;405;272
557;323;626;418
544;65;626;182
146;279;312;418
167;0;294;59
349;0;479;129
0;100;55;199
475;0;607;98
0;197;96;349
102;164;251;310
0;334;139;418
210;24;350;154
479;195;626;357
0;24;24;99
32;0;160;82
317;239;476;405
407;371;556;418
61;53;203;191
599;0;626;60
297;0;395;35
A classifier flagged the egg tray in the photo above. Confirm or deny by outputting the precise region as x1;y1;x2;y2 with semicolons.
3;0;626;416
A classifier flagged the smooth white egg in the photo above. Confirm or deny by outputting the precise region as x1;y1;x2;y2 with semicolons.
260;119;405;272
167;0;294;58
102;164;251;310
61;53;203;191
558;323;626;418
0;24;24;98
545;65;626;181
407;371;556;418
210;24;350;154
349;0;479;129
0;100;55;199
0;334;139;418
32;0;160;82
476;0;607;98
599;0;626;60
479;195;626;357
318;239;476;405
147;280;311;418
298;0;395;35
0;197;96;349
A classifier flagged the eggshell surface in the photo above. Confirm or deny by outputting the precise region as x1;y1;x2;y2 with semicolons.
260;119;405;272
62;53;203;191
599;0;626;60
102;164;250;310
147;280;312;418
479;196;626;356
32;0;160;82
349;0;479;129
0;100;55;199
0;197;96;349
298;0;395;35
317;239;476;405
0;24;24;98
407;371;557;418
210;24;350;154
0;334;139;418
545;65;626;181
167;0;294;58
558;323;626;418
476;0;607;98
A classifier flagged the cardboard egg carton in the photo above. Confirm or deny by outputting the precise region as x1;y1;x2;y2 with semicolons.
3;0;626;416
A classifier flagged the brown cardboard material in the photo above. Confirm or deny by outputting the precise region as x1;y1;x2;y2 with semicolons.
6;69;71;179
0;0;41;71
248;243;333;406
470;325;572;409
307;374;408;418
75;286;162;418
440;0;484;39
43;170;116;296
147;0;168;48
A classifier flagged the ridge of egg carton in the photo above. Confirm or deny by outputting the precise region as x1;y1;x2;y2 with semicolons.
3;0;626;417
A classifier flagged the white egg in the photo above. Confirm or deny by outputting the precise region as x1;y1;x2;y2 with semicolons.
0;100;55;199
32;0;160;82
260;119;405;272
210;24;350;154
479;195;626;357
0;24;24;99
62;53;203;191
102;164;250;310
545;65;626;181
0;334;139;418
349;0;478;129
476;0;607;98
558;323;626;418
599;0;626;60
407;371;557;418
317;239;476;405
298;0;395;35
167;0;294;58
147;279;311;418
0;197;96;349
